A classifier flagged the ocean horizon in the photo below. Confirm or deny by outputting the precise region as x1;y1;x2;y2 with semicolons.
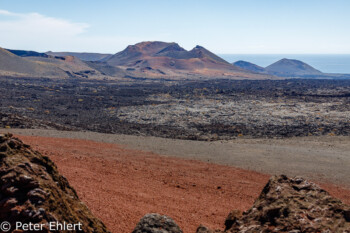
220;54;350;74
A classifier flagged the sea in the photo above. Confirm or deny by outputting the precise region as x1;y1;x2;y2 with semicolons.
219;54;350;74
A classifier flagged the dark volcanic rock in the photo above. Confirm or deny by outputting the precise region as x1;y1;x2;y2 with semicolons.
132;213;183;233
2;78;350;140
197;175;350;233
6;49;49;58
0;112;75;131
0;133;110;232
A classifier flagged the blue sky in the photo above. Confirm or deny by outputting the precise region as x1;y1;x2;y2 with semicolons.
0;0;349;54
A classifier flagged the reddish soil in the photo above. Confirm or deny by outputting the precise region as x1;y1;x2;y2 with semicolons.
16;135;350;233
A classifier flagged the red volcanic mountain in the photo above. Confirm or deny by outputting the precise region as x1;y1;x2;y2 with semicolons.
105;41;270;79
107;41;228;66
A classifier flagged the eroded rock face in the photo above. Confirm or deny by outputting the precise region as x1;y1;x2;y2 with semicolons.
0;133;110;232
198;175;350;233
132;213;183;233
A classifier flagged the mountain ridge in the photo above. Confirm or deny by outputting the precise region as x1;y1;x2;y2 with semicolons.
233;58;331;77
6;42;341;80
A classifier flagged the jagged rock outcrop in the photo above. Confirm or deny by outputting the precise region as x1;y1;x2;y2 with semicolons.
0;133;110;232
197;175;350;233
132;213;183;233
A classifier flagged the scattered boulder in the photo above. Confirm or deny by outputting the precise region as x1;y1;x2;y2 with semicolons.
0;133;110;232
197;175;350;233
132;213;183;233
196;225;221;233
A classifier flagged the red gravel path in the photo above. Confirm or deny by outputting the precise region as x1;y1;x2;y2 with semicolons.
17;135;350;233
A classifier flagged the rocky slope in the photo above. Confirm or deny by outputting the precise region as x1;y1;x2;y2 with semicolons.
0;47;70;78
26;55;104;79
196;175;350;233
0;47;107;79
0;133;109;232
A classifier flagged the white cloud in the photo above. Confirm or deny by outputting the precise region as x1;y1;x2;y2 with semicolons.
0;9;143;53
0;9;180;53
0;9;173;53
0;9;92;51
0;10;14;16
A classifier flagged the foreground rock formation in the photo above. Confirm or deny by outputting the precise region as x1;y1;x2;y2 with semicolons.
197;175;350;233
0;133;109;232
132;213;183;233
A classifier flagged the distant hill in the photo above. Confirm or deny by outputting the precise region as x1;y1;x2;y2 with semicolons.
46;51;112;61
232;58;335;78
265;58;323;77
0;47;69;77
0;47;106;79
233;60;266;73
6;49;49;58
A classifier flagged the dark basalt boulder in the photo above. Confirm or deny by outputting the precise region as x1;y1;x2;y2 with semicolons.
0;133;110;233
132;213;183;233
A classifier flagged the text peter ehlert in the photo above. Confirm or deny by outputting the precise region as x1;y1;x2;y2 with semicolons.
8;221;83;231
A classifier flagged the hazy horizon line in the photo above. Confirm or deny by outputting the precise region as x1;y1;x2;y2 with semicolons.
5;46;350;56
